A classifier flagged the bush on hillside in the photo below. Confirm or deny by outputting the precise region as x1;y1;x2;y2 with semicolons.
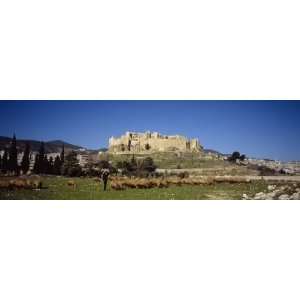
116;156;157;177
228;151;246;163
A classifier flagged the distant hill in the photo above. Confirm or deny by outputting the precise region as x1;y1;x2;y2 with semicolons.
0;135;227;156
0;136;82;153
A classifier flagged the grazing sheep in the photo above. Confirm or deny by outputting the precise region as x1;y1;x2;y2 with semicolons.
135;179;150;189
110;181;125;190
214;176;250;184
192;176;215;185
174;179;183;186
123;179;138;189
190;178;201;185
9;179;26;189
0;178;43;190
0;180;10;189
67;180;77;189
156;179;169;188
166;177;180;186
8;179;25;189
147;180;157;188
107;175;255;190
31;179;42;189
181;178;192;185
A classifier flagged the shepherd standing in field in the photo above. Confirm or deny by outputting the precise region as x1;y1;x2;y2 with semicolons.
101;168;110;191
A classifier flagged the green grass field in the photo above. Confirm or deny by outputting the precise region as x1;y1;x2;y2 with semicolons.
0;176;268;200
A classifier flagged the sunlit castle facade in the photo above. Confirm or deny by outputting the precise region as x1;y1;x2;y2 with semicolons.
108;131;203;153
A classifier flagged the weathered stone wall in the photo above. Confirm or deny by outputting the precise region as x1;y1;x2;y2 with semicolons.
108;131;203;153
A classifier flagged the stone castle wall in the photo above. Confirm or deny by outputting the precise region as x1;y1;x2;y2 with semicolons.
108;131;203;153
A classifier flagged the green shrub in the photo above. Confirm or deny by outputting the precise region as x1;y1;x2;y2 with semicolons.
67;166;82;177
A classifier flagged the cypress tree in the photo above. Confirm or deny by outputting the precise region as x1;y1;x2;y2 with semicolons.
2;148;9;173
9;134;18;173
21;142;31;174
54;155;61;175
44;156;50;174
38;142;45;173
60;144;65;165
33;154;40;174
130;154;137;171
48;156;54;174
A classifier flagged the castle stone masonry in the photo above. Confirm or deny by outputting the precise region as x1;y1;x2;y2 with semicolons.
108;131;203;153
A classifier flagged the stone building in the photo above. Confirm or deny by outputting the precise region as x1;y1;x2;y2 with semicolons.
108;131;203;153
77;153;89;166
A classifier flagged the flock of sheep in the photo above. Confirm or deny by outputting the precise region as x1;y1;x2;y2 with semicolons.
0;175;253;192
109;175;252;190
0;177;43;190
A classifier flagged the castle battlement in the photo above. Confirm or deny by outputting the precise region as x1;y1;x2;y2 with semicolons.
108;131;203;153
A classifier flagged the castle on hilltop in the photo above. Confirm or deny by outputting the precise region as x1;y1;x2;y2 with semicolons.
108;131;203;153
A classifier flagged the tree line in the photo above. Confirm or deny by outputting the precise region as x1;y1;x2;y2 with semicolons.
0;134;69;176
0;134;157;178
0;134;21;175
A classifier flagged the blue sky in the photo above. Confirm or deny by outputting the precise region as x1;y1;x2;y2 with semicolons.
0;100;299;161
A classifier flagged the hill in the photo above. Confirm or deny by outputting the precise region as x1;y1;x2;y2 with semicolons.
0;136;82;153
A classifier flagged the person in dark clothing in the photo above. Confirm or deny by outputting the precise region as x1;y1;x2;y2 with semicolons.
101;168;110;191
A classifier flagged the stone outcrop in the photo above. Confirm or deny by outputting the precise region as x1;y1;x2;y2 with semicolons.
242;183;300;200
108;131;203;153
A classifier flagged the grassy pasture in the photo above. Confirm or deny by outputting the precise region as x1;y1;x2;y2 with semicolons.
0;176;268;200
